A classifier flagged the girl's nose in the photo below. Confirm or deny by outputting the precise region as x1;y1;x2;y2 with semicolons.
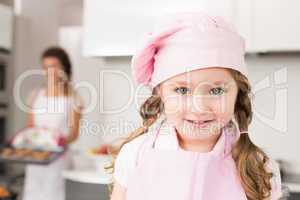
186;95;211;114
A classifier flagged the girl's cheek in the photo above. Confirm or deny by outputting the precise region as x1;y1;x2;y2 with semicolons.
163;96;185;116
209;98;227;115
213;96;236;125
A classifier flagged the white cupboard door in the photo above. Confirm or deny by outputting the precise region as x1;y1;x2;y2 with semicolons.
0;4;13;50
252;0;300;52
82;0;235;57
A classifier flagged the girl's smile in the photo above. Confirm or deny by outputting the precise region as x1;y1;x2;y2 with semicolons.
184;118;216;128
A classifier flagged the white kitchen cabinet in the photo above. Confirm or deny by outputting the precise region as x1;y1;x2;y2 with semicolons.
82;0;236;57
0;4;13;51
233;0;254;52
83;0;300;57
251;0;300;52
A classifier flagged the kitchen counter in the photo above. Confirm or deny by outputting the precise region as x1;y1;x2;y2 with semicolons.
62;151;112;200
284;182;300;193
63;170;113;185
63;150;113;185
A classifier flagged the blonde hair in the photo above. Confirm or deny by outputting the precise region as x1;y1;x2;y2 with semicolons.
108;69;273;200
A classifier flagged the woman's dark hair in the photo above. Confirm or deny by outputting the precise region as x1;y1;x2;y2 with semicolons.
41;46;72;81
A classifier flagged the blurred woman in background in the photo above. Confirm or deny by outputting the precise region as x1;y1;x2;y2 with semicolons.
23;46;83;200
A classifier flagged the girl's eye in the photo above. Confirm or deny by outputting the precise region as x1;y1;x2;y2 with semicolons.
209;87;225;96
175;87;190;95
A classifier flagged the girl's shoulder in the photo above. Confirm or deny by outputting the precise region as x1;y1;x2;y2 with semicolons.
113;132;153;188
117;118;166;155
119;132;151;157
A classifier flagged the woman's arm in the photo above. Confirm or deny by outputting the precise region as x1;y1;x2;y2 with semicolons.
110;181;126;200
66;105;82;144
27;112;34;127
27;89;40;127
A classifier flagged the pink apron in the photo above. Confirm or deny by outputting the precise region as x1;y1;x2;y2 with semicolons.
126;121;248;200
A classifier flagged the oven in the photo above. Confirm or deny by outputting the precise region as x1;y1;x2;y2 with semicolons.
0;53;8;174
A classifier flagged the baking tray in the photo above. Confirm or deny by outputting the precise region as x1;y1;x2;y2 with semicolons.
0;146;66;165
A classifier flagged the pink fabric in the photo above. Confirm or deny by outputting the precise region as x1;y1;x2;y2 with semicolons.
131;12;248;88
125;122;248;200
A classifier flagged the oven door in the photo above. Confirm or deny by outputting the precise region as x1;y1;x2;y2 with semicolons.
0;108;7;174
0;54;8;174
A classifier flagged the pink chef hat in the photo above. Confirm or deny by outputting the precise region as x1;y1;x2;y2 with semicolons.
131;12;248;88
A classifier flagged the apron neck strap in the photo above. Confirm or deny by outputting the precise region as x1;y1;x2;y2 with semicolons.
151;120;165;148
224;120;242;156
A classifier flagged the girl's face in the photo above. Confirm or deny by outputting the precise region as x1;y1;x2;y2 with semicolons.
42;57;66;83
158;67;238;140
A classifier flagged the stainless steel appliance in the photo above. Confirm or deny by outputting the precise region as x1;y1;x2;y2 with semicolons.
0;53;8;174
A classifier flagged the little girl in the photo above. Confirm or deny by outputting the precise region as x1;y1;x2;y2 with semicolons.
110;12;282;200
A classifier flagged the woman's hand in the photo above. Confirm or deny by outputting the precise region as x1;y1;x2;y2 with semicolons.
57;136;67;147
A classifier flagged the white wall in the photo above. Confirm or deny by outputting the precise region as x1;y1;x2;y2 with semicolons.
59;0;83;26
247;53;300;174
59;27;144;151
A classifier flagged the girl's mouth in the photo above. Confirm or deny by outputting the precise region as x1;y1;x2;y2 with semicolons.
185;119;215;128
